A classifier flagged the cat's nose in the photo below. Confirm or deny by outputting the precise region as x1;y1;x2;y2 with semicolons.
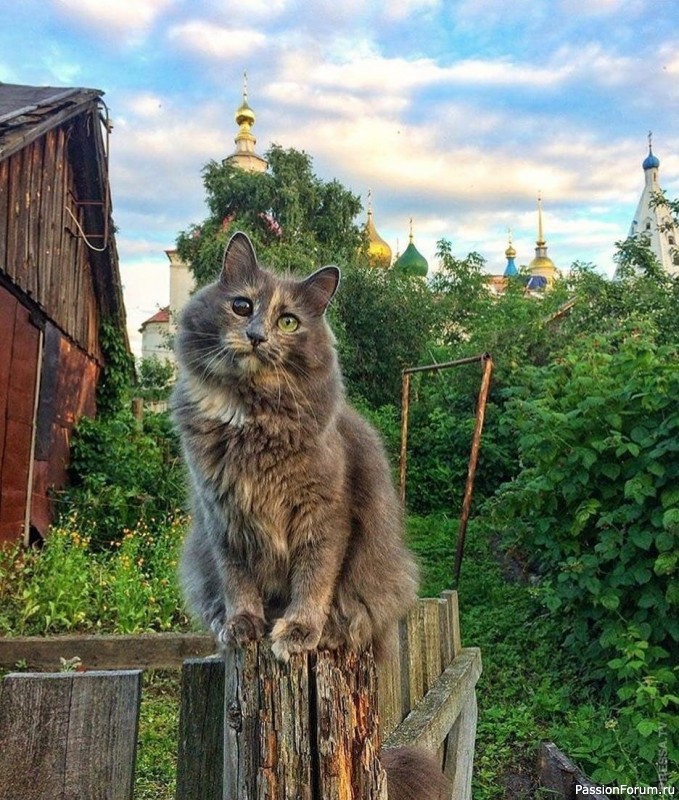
246;327;268;347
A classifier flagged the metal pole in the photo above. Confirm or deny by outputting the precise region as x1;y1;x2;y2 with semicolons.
399;370;411;507
453;355;494;587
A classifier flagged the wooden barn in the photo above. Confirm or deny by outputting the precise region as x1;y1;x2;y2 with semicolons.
0;83;128;546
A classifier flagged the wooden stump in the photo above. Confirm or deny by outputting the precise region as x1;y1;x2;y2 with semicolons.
0;670;142;800
223;642;385;800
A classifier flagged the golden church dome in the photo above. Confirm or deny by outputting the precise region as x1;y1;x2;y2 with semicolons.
364;196;392;269
235;99;256;128
528;254;556;276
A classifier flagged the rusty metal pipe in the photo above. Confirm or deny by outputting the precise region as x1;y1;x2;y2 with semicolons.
453;354;494;587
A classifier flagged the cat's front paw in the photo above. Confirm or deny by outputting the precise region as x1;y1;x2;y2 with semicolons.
219;611;266;647
270;615;323;663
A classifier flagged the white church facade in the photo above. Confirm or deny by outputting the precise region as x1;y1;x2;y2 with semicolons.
628;136;678;276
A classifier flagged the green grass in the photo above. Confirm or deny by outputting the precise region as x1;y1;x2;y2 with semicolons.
136;671;181;800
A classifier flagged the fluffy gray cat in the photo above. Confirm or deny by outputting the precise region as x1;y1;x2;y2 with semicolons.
172;231;418;663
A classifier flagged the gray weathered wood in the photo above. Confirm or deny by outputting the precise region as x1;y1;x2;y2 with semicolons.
538;741;602;798
0;632;215;671
176;656;225;800
377;652;402;741
0;670;142;800
437;598;453;669
443;691;477;800
419;599;442;694
399;607;424;720
384;648;481;754
440;591;462;657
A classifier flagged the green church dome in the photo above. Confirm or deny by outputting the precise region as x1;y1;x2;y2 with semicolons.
393;220;428;277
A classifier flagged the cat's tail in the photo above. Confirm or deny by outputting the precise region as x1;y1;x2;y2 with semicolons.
381;746;452;800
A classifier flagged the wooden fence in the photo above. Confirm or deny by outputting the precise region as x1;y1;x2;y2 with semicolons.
0;591;481;800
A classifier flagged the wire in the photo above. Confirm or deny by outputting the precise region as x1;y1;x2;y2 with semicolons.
65;205;109;252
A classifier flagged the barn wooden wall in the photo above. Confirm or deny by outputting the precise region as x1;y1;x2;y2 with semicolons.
0;285;40;545
0;111;111;543
0;123;101;360
31;322;98;536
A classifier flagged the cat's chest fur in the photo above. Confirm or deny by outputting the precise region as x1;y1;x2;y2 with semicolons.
181;378;342;553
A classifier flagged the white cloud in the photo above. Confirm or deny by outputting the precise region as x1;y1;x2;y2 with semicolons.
54;0;174;42
166;21;267;61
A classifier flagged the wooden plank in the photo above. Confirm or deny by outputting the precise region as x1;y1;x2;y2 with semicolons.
315;647;387;800
37;132;55;306
25;138;40;297
399;606;424;720
0;632;215;671
176;656;224;800
419;598;442;693
50;127;67;317
16;144;32;292
438;598;453;669
384;648;482;754
377;652;402;740
441;590;462;657
0;157;9;272
6;148;23;282
0;670;142;800
443;691;477;800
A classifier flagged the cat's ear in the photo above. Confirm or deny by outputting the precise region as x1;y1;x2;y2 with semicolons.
221;232;259;285
300;266;340;315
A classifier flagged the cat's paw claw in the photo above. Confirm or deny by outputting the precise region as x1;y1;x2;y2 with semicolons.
270;616;322;662
220;611;266;646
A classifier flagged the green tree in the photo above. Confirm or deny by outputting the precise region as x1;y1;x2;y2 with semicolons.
331;264;441;408
137;357;176;402
176;144;364;285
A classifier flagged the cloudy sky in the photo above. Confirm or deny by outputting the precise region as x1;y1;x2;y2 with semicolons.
3;0;679;354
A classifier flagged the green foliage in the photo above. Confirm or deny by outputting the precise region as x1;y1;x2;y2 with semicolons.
486;328;679;781
0;515;188;635
135;672;180;800
564;257;679;345
176;144;363;285
137;357;176;402
97;318;136;417
63;410;185;548
331;265;441;407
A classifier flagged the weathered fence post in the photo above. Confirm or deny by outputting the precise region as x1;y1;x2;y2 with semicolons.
174;590;480;800
176;655;225;800
0;670;142;800
223;642;385;800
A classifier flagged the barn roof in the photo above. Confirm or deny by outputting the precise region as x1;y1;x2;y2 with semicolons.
0;82;128;349
0;83;103;161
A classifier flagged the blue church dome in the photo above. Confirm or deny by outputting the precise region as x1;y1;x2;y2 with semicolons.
643;147;659;171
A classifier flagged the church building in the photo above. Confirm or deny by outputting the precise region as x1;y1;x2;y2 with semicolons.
628;136;678;276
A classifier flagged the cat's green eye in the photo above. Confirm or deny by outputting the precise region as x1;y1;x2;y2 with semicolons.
277;314;299;333
232;297;253;317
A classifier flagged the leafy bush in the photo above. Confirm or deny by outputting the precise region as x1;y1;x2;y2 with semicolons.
0;514;189;635
137;357;176;402
489;326;678;782
62;410;185;549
